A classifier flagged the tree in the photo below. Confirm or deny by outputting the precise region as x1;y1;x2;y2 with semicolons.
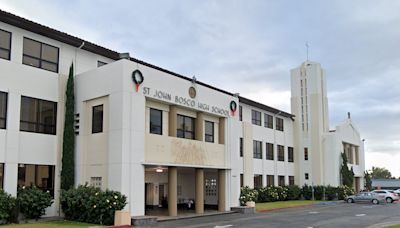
364;171;372;190
370;166;392;179
61;63;75;190
340;152;354;187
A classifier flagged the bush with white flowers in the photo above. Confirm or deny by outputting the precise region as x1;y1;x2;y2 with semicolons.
17;186;53;220
239;186;258;206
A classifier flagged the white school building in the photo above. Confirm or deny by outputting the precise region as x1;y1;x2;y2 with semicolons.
0;10;365;217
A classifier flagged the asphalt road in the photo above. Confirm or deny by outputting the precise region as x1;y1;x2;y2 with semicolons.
151;201;400;228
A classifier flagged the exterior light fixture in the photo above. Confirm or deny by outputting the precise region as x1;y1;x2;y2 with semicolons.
156;168;163;173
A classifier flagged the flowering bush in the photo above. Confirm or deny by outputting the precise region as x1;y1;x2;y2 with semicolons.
337;185;354;200
61;185;127;225
0;189;16;223
17;186;53;220
239;186;258;205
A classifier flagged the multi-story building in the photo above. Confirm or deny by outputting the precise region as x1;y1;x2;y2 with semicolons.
0;10;365;218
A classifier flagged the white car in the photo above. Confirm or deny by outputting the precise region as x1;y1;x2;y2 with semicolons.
371;190;399;203
394;189;400;194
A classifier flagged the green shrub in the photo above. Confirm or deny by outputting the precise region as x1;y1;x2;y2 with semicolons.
239;186;258;205
301;184;313;200
257;187;279;202
313;185;325;200
287;185;301;200
17;186;53;220
0;189;16;223
325;186;338;200
276;186;288;201
61;185;127;225
337;185;354;200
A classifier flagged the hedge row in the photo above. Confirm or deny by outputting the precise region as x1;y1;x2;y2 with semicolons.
240;185;355;205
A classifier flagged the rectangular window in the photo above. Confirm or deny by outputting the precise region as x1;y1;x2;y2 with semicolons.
97;61;107;67
253;140;262;159
23;38;59;72
289;176;295;186
150;108;162;135
254;175;263;188
266;143;274;160
240;138;243;157
177;115;195;139
0;163;3;189
288;147;294;162
267;175;274;187
251;110;261;126
20;96;57;135
264;113;273;129
240;174;243;187
0;29;11;60
18;164;55;197
278;176;285;186
239;105;243;121
304;148;309;161
278;145;285;161
0;92;7;129
276;117;284;131
90;177;102;188
205;121;214;142
305;173;309;180
92;105;103;134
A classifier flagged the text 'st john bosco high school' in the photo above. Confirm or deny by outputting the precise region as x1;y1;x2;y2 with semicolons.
0;10;365;217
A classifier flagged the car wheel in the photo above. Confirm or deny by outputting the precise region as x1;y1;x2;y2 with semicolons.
347;198;354;203
386;197;393;203
372;199;379;205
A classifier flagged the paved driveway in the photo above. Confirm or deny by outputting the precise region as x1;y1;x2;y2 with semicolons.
151;201;400;228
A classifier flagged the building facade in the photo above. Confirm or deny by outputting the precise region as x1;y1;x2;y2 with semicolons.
0;10;365;218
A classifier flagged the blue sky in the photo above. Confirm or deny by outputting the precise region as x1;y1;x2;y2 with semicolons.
2;0;400;176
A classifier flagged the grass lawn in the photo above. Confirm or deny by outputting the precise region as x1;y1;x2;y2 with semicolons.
386;225;400;228
0;220;97;228
256;200;322;211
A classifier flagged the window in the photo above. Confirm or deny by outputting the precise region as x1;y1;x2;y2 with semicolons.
23;38;59;72
90;177;102;188
205;179;217;196
0;163;3;189
205;121;214;142
0;29;11;60
97;61;107;67
289;176;295;186
150;108;162;135
254;175;263;188
278;176;285;186
253;140;262;159
20;96;57;135
92;105;103;133
18;164;55;197
0;92;7;129
251;110;261;126
240;174;243;187
305;173;309;180
264;113;273;129
278;145;285;161
239;105;243;121
267;175;274;186
304;148;309;161
240;138;243;157
266;143;274;160
276;117;284;131
288;147;294;162
177;115;195;139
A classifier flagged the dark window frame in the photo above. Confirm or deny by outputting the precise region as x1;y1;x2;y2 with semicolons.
288;147;294;162
253;140;262;159
267;175;274;187
254;175;263;188
305;173;309;180
266;143;274;160
0;91;7;129
251;110;261;126
0;29;12;60
92;105;104;134
304;147;309;161
276;117;284;131
20;96;57;135
17;164;55;197
289;176;295;186
278;145;285;161
149;108;163;135
22;37;59;73
278;175;285;186
240;138;243;157
177;114;195;140
239;105;243;121
0;163;4;189
264;113;273;129
205;121;214;143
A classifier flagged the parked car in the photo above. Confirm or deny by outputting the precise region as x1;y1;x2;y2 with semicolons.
371;190;399;203
394;189;400;194
345;192;385;204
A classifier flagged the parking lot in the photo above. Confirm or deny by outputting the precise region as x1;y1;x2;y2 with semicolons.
153;201;400;228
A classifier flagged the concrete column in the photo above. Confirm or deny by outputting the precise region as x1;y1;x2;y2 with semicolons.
195;113;204;141
242;122;254;188
168;167;178;216
218;117;225;144
195;168;204;214
218;169;226;212
169;106;177;137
